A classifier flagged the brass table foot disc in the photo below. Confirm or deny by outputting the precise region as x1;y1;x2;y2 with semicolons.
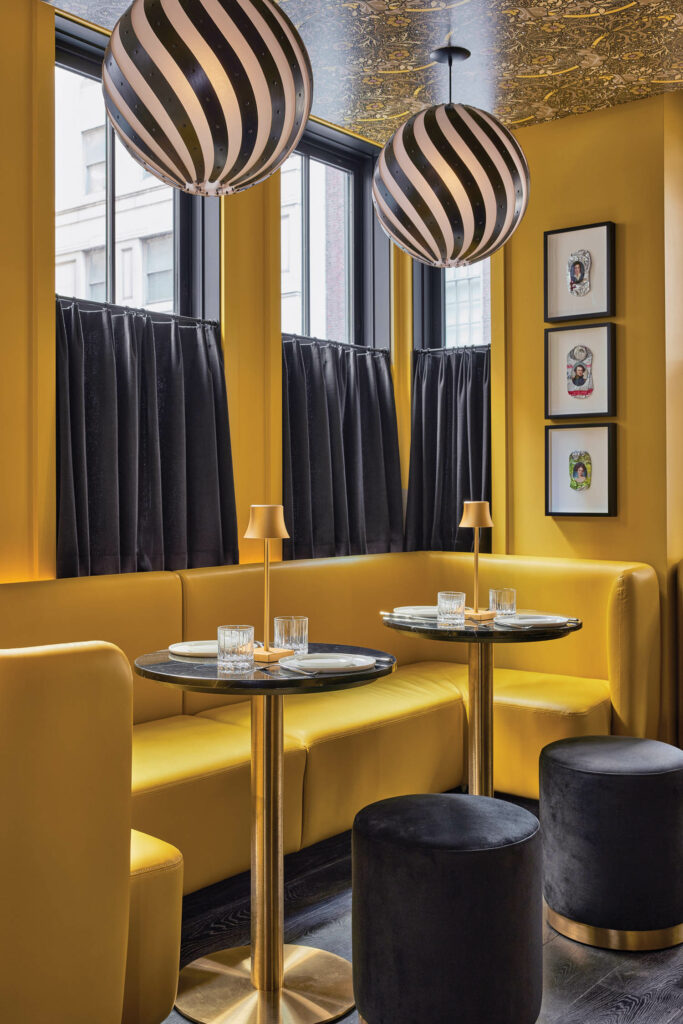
547;907;683;952
175;944;355;1024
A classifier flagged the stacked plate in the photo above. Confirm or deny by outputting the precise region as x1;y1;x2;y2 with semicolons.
168;640;218;658
279;653;376;674
391;606;439;619
495;613;569;629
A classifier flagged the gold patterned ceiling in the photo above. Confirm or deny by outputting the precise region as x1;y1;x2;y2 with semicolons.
52;0;683;143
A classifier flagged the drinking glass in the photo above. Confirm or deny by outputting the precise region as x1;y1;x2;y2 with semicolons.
274;615;308;654
437;591;466;626
217;625;254;672
489;588;517;616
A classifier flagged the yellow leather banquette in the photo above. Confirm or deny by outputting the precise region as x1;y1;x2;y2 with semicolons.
0;552;659;895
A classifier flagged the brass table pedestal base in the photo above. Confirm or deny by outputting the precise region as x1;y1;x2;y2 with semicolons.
175;944;355;1024
547;907;683;952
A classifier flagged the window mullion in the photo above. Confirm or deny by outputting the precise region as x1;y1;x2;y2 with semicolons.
302;153;310;337
106;123;116;303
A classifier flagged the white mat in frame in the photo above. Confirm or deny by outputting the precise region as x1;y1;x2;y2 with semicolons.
545;322;616;419
545;422;616;516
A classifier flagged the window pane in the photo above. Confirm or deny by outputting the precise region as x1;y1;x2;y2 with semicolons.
309;158;353;344
55;66;107;298
115;135;175;311
86;247;106;301
143;235;174;305
280;152;303;335
83;125;106;194
444;259;491;348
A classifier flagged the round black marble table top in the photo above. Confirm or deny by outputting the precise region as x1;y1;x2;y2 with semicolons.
382;612;582;645
135;642;396;696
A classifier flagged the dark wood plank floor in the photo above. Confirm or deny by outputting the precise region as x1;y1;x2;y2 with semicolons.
165;800;683;1024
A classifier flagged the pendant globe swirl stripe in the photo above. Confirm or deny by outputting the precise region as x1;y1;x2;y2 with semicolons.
103;0;313;196
372;103;529;267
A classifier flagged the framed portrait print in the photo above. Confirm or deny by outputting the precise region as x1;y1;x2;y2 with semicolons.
544;221;615;322
545;423;616;517
545;323;616;419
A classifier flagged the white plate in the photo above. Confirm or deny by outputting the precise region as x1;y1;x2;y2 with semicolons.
392;605;439;619
168;640;218;658
495;613;569;629
279;653;376;674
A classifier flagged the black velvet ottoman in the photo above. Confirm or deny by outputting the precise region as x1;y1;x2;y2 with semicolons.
540;735;683;951
352;794;542;1024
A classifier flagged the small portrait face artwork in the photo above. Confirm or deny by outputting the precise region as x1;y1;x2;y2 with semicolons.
569;450;592;491
566;344;594;399
567;249;591;297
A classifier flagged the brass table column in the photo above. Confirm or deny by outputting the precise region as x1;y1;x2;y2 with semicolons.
174;692;356;1024
467;643;494;797
251;694;284;992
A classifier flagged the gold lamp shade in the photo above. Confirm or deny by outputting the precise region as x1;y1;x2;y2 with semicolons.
244;505;291;662
460;500;494;620
244;505;289;541
459;500;494;530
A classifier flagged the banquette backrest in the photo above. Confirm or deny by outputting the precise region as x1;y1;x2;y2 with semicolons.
178;552;453;714
0;572;182;723
180;552;660;736
0;552;660;735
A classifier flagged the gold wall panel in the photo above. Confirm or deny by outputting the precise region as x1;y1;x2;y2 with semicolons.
51;0;681;141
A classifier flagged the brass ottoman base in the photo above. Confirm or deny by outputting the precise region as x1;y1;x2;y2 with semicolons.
547;907;683;952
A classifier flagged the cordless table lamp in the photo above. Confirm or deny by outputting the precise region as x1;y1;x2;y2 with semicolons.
244;504;292;663
459;500;496;622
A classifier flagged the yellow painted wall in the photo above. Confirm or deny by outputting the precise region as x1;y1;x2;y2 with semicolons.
0;0;55;582
221;176;283;564
499;94;681;741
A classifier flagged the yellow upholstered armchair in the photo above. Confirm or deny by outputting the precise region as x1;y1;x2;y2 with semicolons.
0;641;183;1024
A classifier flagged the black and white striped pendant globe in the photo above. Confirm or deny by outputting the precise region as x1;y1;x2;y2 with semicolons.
103;0;313;196
372;103;529;267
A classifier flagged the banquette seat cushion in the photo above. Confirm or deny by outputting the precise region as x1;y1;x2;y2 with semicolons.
131;715;307;892
126;829;184;1024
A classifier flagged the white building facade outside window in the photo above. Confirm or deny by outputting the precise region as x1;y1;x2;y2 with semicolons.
55;65;175;313
443;260;491;348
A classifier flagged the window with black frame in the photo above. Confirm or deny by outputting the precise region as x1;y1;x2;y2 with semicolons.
280;123;390;349
54;14;219;321
413;259;491;350
280;124;402;559
53;15;237;577
406;258;492;553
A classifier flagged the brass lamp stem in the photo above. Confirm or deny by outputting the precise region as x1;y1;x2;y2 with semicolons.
473;526;480;613
263;538;270;652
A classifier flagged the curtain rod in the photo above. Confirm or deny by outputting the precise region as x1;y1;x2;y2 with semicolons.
282;333;386;352
56;295;220;328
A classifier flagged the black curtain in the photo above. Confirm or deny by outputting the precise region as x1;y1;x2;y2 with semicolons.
283;336;403;559
56;297;239;577
405;346;490;552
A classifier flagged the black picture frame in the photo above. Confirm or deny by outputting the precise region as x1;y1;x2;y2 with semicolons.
544;322;616;419
544;221;615;323
545;423;617;517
